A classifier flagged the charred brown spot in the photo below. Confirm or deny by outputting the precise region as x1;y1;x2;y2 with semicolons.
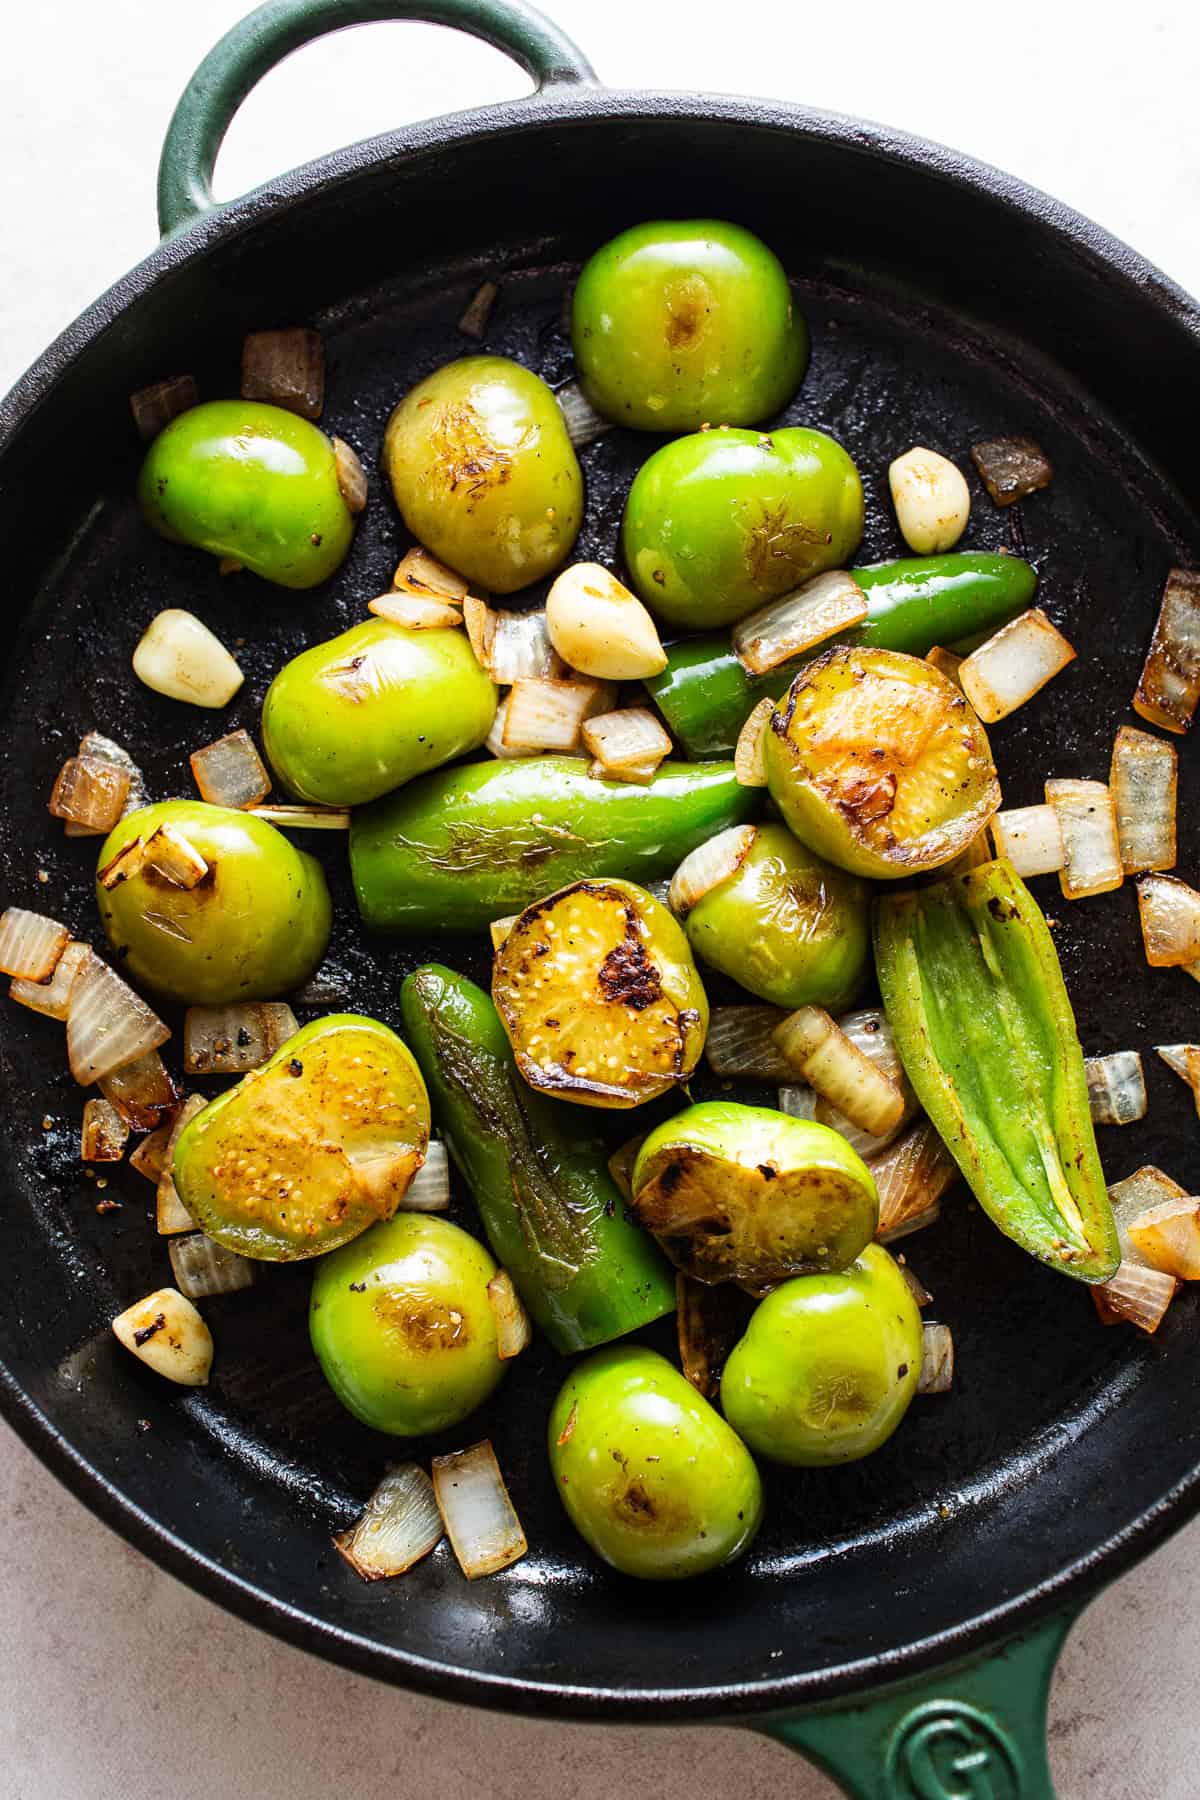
431;401;514;507
598;936;663;1010
758;1163;778;1181
374;1293;468;1352
133;1312;166;1347
614;1480;657;1523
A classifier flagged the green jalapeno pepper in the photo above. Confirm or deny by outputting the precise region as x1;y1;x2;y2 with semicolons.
644;552;1037;758
400;965;676;1354
874;860;1120;1283
351;756;757;934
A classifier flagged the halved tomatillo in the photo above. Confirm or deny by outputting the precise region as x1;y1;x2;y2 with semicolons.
763;645;1000;879
491;878;708;1108
630;1101;879;1286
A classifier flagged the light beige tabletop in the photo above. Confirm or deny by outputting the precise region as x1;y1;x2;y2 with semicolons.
3;4;1200;1795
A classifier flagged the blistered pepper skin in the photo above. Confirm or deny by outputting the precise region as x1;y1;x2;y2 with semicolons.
875;859;1120;1282
261;619;496;807
138;400;355;588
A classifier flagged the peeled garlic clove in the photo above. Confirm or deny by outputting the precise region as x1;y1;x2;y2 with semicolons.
111;1286;213;1386
888;447;970;555
546;563;668;680
132;609;244;708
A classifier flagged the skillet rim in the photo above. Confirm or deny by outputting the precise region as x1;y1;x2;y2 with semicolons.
3;83;1200;1719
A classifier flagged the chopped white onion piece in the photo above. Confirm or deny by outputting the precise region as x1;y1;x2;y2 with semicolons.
959;609;1076;723
249;804;350;829
1092;1261;1179;1333
0;906;69;981
129;374;198;442
776;1085;817;1122
772;1007;906;1138
156;1095;207;1234
398;1141;450;1213
97;837;147;891
734;697;774;788
555;380;614;448
463;596;497;669
393;546;469;601
1044;778;1123;899
668;825;757;916
487;1269;532;1359
1155;1044;1198;1085
484;694;535;761
489;915;518;952
9;939;90;1020
490;609;561;684
335;1465;444;1581
1107;1165;1188;1269
925;645;964;686
545;564;667;681
66;954;169;1087
333;437;367;513
587;757;656;786
431;1441;527;1580
704;1005;793;1081
872;1120;959;1243
240;326;324;419
897;1260;933;1308
1110;725;1176;873
368;589;463;630
917;1322;954;1393
1126;1199;1200;1281
190;729;271;810
183;1002;298;1075
111;1287;213;1386
80;732;148;819
970;435;1053;506
1133;568;1200;734
990;804;1064;878
144;824;208;890
168;1233;255;1299
99;1048;179;1131
502;678;613;753
457;279;499;340
606;1134;646;1205
889;448;970;554
129;1120;173;1185
133;610;244;708
807;1008;920;1156
1084;1052;1146;1126
49;755;130;832
581;707;672;778
81;1097;129;1163
732;571;867;677
1136;874;1200;967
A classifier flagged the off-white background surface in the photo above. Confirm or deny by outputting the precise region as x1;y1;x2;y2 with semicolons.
3;3;1200;1795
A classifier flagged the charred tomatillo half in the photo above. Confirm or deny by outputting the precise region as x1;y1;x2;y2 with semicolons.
764;645;1001;880
631;1101;878;1286
174;1014;430;1261
721;1245;923;1466
571;219;808;433
138;400;355;589
680;823;870;1012
261;618;496;807
96;799;331;1005
383;355;582;594
547;1345;763;1580
621;426;863;630
492;878;708;1109
309;1214;504;1435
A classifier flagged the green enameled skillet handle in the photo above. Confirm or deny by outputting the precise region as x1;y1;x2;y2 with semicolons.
761;1607;1081;1797
156;0;597;237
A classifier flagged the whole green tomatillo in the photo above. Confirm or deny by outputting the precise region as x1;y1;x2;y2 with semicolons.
138;400;356;588
571;219;808;433
261;618;496;807
721;1245;924;1466
622;426;864;629
310;1214;504;1434
96;799;331;1004
547;1345;763;1580
383;356;582;594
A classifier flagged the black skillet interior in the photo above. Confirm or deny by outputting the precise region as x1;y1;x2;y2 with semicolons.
3;99;1200;1719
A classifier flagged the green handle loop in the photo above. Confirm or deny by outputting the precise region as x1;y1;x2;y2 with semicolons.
761;1607;1080;1798
156;0;596;237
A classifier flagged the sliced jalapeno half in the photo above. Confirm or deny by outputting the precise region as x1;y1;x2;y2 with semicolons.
492;878;708;1109
764;645;1000;879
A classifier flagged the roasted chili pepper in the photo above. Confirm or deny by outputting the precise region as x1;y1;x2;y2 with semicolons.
400;965;676;1353
874;860;1120;1283
643;552;1036;757
351;756;756;933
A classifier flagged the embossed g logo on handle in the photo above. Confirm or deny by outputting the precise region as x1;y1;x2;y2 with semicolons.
886;1701;1021;1800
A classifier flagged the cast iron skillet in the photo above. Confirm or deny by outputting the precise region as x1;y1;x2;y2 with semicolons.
3;2;1200;1792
